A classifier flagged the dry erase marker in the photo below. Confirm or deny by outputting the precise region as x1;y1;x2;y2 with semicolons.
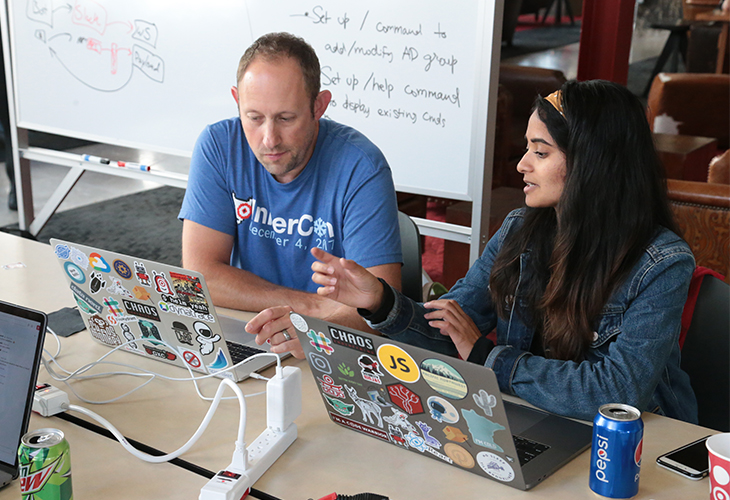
82;154;110;165
117;161;151;172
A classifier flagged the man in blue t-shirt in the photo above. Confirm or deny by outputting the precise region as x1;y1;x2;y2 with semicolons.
179;33;402;358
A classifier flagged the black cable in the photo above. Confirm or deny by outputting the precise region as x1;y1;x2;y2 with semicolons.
55;412;282;500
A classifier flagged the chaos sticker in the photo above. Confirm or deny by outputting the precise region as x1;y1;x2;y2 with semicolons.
88;314;122;346
328;326;375;354
324;394;355;416
358;355;383;384
308;352;332;374
427;395;459;423
70;284;102;313
88;271;107;294
194;321;220;356
318;374;346;399
377;343;420;383
106;277;134;299
290;313;308;333
172;321;194;345
473;389;498;417
168;272;210;315
153;270;173;295
134;261;151;286
420;358;468;399
329;413;390;442
89;252;111;273
113;259;133;279
306;330;334;355
462;409;505;452
138;319;163;345
345;384;383;428
122;299;160;321
144;344;177;361
387;383;424;415
64;261;85;284
476;452;515;482
54;243;71;260
444;443;476;469
444;426;469;443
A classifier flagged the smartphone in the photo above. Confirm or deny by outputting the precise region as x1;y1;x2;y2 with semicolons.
656;435;711;480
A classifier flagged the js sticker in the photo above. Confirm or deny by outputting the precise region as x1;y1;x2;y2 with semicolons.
377;344;420;383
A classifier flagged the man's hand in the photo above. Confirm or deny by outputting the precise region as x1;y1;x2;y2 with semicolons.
246;306;304;359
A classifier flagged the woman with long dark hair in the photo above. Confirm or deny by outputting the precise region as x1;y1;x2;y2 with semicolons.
307;79;698;423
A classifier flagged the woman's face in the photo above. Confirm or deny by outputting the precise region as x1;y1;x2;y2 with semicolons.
516;111;567;209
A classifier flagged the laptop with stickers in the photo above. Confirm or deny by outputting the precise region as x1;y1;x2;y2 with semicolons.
292;312;593;491
0;300;47;488
49;239;288;382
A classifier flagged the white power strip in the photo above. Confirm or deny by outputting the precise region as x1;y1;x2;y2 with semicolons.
199;425;297;500
199;366;302;500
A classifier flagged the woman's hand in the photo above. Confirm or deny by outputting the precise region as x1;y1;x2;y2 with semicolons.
423;299;481;359
245;306;304;359
310;247;385;312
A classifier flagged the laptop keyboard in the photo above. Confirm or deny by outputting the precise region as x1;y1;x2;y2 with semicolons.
513;435;550;466
225;341;266;364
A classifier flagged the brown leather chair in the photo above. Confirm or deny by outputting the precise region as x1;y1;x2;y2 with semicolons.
646;73;730;150
668;178;730;283
709;150;730;184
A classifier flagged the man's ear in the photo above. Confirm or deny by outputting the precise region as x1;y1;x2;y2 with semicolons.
313;90;332;120
231;86;239;105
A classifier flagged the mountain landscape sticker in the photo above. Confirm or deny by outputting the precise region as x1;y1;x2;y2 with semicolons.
420;358;468;399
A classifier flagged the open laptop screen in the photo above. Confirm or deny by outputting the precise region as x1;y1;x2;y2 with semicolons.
0;301;47;478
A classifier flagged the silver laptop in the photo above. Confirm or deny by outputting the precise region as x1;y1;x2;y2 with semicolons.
292;312;592;490
49;239;288;382
0;300;47;488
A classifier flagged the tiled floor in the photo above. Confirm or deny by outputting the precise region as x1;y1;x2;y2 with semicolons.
0;31;666;231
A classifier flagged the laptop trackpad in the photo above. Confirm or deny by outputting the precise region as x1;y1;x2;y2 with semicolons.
504;401;550;435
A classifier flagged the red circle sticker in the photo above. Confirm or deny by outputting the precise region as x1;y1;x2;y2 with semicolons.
236;202;251;220
183;350;202;368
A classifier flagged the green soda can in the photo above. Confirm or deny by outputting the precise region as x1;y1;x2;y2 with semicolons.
17;428;73;500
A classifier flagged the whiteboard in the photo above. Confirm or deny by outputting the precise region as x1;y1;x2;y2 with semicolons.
8;0;497;199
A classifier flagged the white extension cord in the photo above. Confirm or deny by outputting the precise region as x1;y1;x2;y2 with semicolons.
33;365;302;500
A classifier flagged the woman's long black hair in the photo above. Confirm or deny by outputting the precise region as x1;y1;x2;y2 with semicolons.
489;80;679;361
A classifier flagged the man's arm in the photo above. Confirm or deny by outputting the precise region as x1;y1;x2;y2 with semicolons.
182;219;344;317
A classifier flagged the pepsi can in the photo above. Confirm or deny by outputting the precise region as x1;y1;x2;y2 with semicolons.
589;404;643;498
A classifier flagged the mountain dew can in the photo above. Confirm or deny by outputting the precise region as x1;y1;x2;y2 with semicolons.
18;428;73;499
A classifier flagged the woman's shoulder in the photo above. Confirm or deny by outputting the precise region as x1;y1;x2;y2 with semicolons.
644;226;694;263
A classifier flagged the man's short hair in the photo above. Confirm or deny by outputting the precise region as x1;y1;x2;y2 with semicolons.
236;32;321;112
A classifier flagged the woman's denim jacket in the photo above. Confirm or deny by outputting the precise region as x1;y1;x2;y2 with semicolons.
369;209;698;423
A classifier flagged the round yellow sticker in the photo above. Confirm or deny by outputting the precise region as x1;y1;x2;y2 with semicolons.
377;344;420;383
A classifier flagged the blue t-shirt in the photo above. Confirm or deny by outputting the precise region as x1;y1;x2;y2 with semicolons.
179;117;402;293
